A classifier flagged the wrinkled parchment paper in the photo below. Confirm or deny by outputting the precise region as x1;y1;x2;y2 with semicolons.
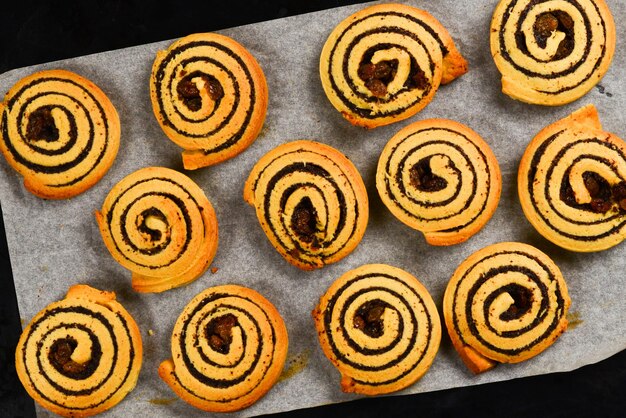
1;0;625;416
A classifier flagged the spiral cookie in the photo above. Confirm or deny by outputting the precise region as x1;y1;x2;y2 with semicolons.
312;264;441;395
0;69;120;199
443;242;570;374
159;285;288;412
150;33;268;169
376;119;501;246
518;105;626;252
490;0;616;106
15;285;142;417
319;3;467;129
96;166;218;293
244;140;368;270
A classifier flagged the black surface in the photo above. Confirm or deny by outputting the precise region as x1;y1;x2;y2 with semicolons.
1;1;626;417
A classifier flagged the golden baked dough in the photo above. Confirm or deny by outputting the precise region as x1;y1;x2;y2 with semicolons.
376;119;501;245
159;284;288;412
312;264;441;395
0;69;120;199
443;242;570;374
150;33;268;169
320;3;467;128
15;285;142;417
96;166;218;292
490;0;615;105
243;140;368;270
518;104;626;252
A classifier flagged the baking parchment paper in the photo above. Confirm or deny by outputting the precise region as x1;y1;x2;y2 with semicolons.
1;0;625;416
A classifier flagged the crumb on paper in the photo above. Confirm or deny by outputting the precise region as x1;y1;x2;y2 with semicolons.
211;267;219;274
595;84;613;97
148;329;154;336
567;311;583;330
278;349;310;383
148;397;178;406
258;122;270;138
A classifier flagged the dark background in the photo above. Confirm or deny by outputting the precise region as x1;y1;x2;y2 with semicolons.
1;1;625;417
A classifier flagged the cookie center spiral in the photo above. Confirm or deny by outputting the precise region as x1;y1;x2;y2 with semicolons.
409;158;448;192
48;337;101;379
291;197;320;247
177;72;224;111
353;299;389;338
137;208;169;242
358;47;427;98
523;10;575;61
26;107;59;142
560;172;626;214
498;284;534;321
205;314;238;354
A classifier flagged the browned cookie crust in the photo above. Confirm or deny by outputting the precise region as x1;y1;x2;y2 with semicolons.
313;264;441;395
443;242;570;374
518;104;626;252
159;285;288;412
15;285;142;417
320;3;467;128
0;69;120;199
244;140;368;270
150;33;268;169
376;118;501;245
490;0;615;105
96;166;218;292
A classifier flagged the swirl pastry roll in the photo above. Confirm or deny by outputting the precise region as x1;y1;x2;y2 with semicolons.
0;69;120;199
244;140;368;270
518;105;626;252
159;285;288;412
320;3;468;128
15;285;142;417
96;166;218;293
443;242;570;374
312;264;441;395
490;0;615;105
376;119;501;245
150;33;268;169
